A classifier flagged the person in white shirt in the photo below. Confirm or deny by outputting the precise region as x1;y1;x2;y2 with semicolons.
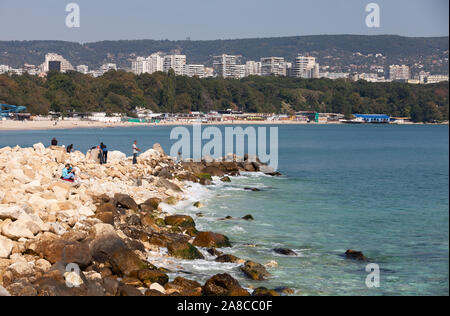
132;140;141;164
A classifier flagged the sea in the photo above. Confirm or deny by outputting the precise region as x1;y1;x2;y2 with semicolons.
0;124;448;296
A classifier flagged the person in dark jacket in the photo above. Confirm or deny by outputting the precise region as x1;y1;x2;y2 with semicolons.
100;142;108;164
66;144;74;153
51;138;58;146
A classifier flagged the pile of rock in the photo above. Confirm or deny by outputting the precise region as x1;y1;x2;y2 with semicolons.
0;143;282;296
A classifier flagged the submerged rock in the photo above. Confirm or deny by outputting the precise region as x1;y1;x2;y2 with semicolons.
240;260;271;281
220;176;231;183
252;287;280;296
345;249;367;261
273;248;298;256
215;254;243;264
242;214;254;221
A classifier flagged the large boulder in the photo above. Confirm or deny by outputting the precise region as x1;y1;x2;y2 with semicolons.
0;235;14;259
240;261;271;281
139;198;161;212
107;151;126;163
157;179;182;192
0;206;25;221
109;250;151;277
31;238;93;268
152;143;165;156
167;239;204;260
89;223;128;262
164;277;202;296
193;232;231;248
202;273;250;296
1;219;34;240
164;215;195;228
133;269;169;286
114;194;139;211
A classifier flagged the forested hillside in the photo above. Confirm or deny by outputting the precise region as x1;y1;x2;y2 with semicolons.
0;70;448;122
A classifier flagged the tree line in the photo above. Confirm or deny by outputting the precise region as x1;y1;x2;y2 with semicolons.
0;70;448;122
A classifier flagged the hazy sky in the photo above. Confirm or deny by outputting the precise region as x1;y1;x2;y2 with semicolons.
0;0;448;42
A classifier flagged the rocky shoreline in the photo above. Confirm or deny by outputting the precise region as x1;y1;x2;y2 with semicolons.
0;143;290;296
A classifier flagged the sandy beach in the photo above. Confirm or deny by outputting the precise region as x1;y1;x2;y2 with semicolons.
0;119;324;131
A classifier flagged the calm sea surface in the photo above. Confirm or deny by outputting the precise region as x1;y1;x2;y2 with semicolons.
1;124;448;295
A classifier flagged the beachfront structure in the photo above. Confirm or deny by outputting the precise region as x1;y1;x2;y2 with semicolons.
260;57;287;77
163;54;187;76
353;114;391;123
40;53;74;73
389;65;410;81
293;55;319;78
213;54;244;79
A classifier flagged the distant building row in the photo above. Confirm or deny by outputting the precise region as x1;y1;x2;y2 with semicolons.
1;53;448;85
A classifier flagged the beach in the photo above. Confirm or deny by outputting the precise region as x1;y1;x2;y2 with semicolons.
0;119;348;131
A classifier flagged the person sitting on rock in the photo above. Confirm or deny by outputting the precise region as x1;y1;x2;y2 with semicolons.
66;144;74;153
51;138;58;146
61;163;75;181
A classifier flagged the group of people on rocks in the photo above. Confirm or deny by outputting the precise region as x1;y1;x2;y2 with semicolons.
52;137;145;182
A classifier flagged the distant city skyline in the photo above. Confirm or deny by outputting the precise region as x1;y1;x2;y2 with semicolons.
0;0;448;43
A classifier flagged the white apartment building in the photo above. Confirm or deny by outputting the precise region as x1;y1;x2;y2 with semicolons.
293;55;319;78
213;54;244;79
260;57;287;77
76;65;89;74
424;74;449;84
245;61;261;76
164;54;187;76
185;64;206;78
40;53;74;73
101;63;117;73
320;72;350;80
389;65;410;81
0;65;10;74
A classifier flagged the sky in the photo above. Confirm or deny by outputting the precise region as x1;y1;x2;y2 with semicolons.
0;0;448;43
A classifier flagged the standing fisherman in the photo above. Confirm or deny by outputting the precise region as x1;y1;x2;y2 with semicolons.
132;140;141;164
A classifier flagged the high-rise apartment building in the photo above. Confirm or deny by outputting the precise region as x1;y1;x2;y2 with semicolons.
260;57;287;76
389;65;410;81
131;53;164;75
245;61;262;76
185;64;206;78
163;54;187;76
213;54;244;79
40;53;74;73
293;55;319;78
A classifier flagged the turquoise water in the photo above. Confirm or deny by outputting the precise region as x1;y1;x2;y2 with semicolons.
1;125;448;295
